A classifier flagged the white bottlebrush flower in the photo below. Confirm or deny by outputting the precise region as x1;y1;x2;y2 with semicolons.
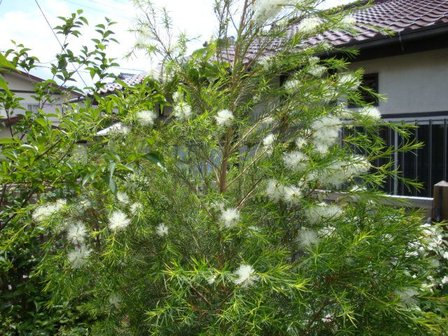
130;202;143;215
207;274;217;285
96;122;130;136
297;16;322;33
262;133;275;147
156;223;169;237
116;192;130;204
341;15;356;28
253;0;286;25
173;101;192;120
338;73;361;89
442;251;448;260
359;106;381;120
67;245;91;268
307;65;326;77
220;208;240;228
283;185;302;205
298;228;319;248
215;109;234;127
295;137;307;149
108;210;131;231
441;275;448;285
32;199;67;222
346;155;371;177
66;221;87;245
306;203;343;224
172;91;182;103
284;79;300;93
233;264;258;287
283;151;308;171
266;179;284;202
136;110;157;126
321;313;334;323
318;226;336;237
311;116;341;154
262;133;275;154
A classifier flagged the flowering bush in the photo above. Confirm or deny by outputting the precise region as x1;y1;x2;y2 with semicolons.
1;0;447;335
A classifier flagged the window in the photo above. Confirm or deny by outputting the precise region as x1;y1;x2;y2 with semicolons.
348;73;379;107
27;104;40;112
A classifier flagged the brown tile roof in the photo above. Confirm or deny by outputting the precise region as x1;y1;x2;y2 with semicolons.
296;0;448;48
221;0;448;63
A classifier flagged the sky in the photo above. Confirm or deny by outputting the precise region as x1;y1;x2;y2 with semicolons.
0;0;355;85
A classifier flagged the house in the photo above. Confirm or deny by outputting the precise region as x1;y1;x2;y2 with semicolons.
312;0;448;197
0;69;80;138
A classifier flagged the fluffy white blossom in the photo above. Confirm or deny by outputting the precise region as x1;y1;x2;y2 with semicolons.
297;16;322;33
359;106;381;120
266;179;284;202
307;65;326;77
207;274;217;285
116;192;130;204
262;133;275;154
263;133;275;147
215;109;234;127
442;275;448;285
67;245;91;268
253;0;290;25
96;122;130;136
306;203;343;224
220;208;240;228
66;221;87;245
136;110;157;126
130;202;143;215
311;116;341;155
295;137;307;149
283;185;302;205
108;210;131;231
321;313;334;323
233;264;258;287
341;15;356;28
298;228;319;248
32;199;66;222
318;226;336;237
172;92;182;103
317;156;370;188
284;79;300;93
338;73;361;89
173;101;192;120
156;223;169;237
283;151;308;171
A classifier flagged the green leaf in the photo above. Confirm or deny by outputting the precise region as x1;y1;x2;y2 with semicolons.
108;161;116;193
144;151;163;164
0;53;15;70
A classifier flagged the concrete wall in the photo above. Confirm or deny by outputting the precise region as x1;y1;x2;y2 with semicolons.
349;48;448;115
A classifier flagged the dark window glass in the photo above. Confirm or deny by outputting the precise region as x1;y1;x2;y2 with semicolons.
348;73;379;107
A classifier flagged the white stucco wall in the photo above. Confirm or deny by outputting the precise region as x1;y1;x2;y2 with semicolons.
349;48;448;115
0;72;66;119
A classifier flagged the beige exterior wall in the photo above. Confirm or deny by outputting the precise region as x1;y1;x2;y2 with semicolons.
0;72;74;137
349;48;448;115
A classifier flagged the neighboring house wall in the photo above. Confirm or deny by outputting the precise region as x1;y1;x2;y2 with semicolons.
0;71;75;137
349;48;448;115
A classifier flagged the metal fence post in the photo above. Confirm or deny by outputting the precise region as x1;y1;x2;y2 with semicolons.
432;180;448;222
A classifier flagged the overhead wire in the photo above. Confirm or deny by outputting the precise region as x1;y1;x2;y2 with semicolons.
34;0;89;87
